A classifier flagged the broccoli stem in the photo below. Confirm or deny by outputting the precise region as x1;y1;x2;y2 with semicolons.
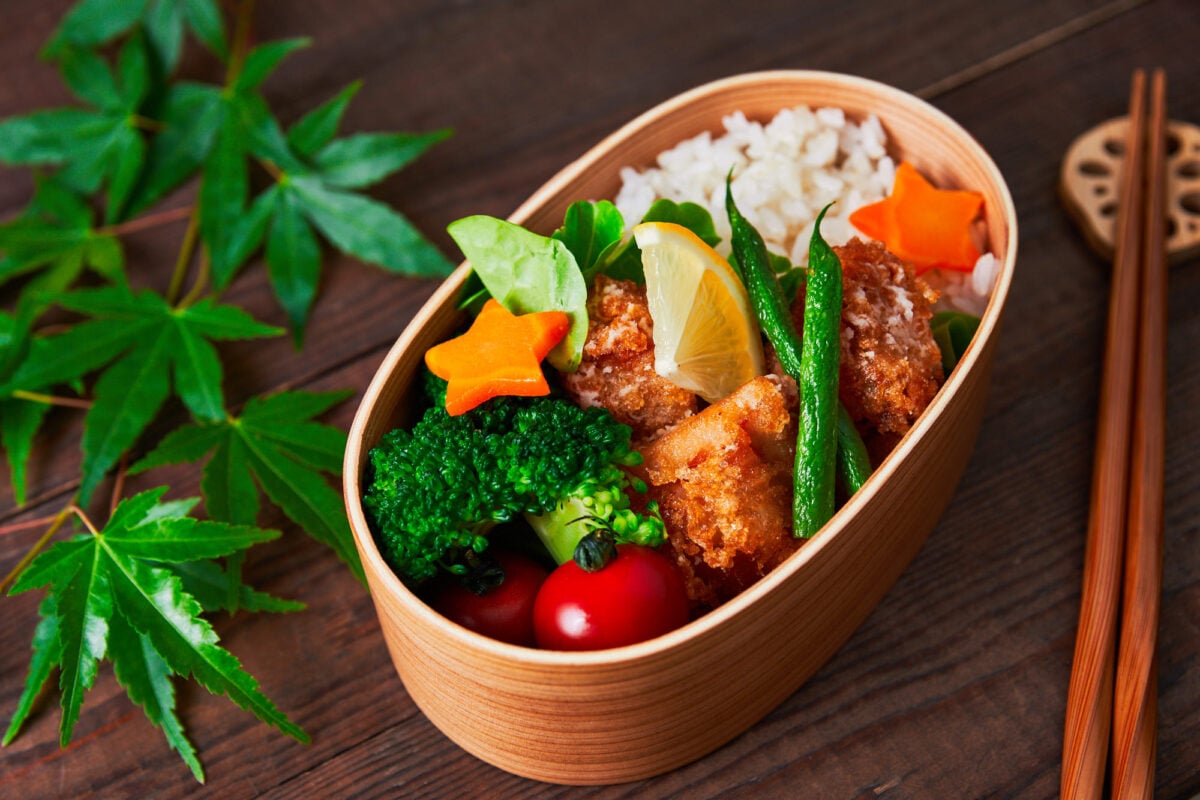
524;478;666;567
524;497;597;565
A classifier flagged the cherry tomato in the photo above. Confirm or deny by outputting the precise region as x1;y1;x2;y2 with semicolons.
533;544;690;651
431;550;548;646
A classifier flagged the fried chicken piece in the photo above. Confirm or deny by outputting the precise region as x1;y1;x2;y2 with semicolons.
793;238;943;437
561;275;699;441
637;375;799;610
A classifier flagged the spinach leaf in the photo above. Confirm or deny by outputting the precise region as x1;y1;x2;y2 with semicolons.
552;200;625;282
447;215;588;372
605;199;721;283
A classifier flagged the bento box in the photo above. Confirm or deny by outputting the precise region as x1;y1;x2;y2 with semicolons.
343;70;1017;785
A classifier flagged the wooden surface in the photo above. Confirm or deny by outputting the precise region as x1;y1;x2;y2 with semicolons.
1;1;1197;797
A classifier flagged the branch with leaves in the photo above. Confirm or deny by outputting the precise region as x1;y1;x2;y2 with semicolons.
0;0;453;783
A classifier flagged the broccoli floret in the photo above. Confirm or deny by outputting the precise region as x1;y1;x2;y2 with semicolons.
421;368;448;408
362;394;665;584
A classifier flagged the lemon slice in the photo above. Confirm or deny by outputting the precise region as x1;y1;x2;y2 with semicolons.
634;221;764;402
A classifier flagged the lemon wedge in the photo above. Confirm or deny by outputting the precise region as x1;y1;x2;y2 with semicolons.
634;221;764;402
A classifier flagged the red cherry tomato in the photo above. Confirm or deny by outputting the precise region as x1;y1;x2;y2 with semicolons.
431;550;548;647
533;544;690;651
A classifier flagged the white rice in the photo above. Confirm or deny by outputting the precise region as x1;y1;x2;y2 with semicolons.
922;252;999;316
615;105;995;315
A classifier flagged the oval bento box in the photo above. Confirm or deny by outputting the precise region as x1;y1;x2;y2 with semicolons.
343;70;1017;785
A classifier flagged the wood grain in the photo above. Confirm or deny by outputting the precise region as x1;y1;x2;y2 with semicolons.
1;0;1198;797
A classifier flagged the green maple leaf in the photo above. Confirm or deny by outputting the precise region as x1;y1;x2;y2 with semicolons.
3;286;282;504
106;606;203;780
280;99;454;292
5;488;309;781
194;40;312;290
170;559;306;616
122;80;224;217
44;0;228;70
0;35;153;224
2;596;60;748
0;395;50;507
195;54;453;343
130;389;364;583
0;175;125;311
0;313;52;506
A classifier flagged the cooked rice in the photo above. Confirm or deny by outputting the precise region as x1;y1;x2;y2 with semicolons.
615;105;996;314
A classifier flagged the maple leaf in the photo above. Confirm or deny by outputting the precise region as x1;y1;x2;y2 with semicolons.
0;35;154;224
171;559;307;616
3;286;283;504
194;53;454;342
195;38;314;291
5;488;308;782
44;0;228;71
122;81;224;217
0;176;125;310
0;313;53;506
129;389;365;583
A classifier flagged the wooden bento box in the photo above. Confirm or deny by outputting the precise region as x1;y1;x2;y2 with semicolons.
343;70;1017;785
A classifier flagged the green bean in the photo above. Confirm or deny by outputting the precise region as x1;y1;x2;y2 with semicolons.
836;403;872;496
792;205;843;535
725;184;804;377
726;179;846;537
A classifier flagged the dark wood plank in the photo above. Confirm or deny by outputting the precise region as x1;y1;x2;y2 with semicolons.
2;0;1197;798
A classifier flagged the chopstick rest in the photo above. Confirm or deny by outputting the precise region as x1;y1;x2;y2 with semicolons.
1060;109;1199;263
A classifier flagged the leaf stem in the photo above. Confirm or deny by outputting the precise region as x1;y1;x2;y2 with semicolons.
129;114;168;133
10;390;92;410
0;504;75;594
0;514;61;536
99;205;195;237
178;247;211;309
71;504;100;537
109;455;128;517
225;0;259;85
166;211;201;306
257;157;286;183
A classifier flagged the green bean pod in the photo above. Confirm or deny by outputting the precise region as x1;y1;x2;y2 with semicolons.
725;180;848;537
793;205;843;535
836;403;872;496
725;182;804;376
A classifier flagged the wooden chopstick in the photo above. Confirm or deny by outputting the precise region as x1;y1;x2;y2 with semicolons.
1060;68;1169;800
1111;67;1168;800
1060;67;1146;800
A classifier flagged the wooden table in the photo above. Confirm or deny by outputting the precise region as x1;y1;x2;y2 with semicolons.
2;1;1197;797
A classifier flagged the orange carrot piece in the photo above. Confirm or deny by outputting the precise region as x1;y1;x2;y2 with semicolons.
847;197;890;241
849;161;984;273
425;299;570;415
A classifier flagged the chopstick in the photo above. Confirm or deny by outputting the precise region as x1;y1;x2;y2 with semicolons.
1060;68;1169;800
1110;67;1168;800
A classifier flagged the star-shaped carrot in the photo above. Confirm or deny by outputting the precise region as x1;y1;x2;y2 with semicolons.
425;299;570;415
849;161;985;273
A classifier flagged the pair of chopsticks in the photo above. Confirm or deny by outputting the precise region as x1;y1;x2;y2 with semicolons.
1061;69;1169;800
